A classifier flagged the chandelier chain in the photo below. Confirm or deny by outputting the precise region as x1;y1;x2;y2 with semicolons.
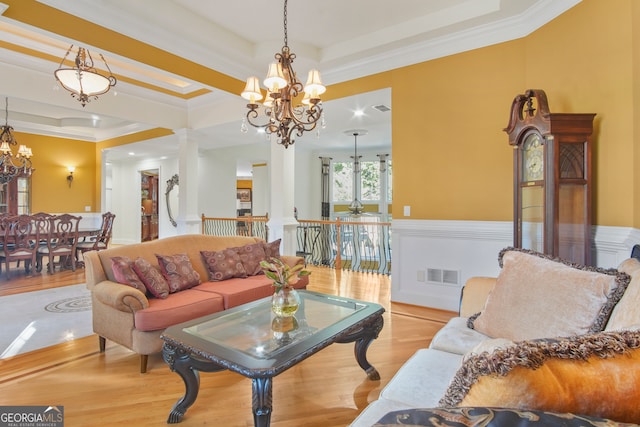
283;0;288;47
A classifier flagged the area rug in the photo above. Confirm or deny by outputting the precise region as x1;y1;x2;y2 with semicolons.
0;284;93;359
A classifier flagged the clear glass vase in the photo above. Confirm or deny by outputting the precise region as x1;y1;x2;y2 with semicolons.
271;286;301;317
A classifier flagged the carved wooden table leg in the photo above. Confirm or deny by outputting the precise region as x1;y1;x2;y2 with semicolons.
163;343;226;423
252;377;273;427
336;314;384;380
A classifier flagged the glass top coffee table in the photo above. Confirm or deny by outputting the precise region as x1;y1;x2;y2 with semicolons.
160;290;385;426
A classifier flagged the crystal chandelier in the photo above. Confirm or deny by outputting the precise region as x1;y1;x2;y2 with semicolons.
240;0;326;148
54;45;117;107
0;98;34;184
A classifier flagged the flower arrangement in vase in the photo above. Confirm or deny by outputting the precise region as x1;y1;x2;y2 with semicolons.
260;257;311;317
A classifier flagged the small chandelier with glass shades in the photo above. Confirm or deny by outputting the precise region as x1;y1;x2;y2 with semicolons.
240;0;326;148
0;97;34;184
54;45;117;107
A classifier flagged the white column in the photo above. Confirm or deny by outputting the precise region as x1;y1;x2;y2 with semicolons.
175;129;200;234
378;154;390;219
267;137;298;255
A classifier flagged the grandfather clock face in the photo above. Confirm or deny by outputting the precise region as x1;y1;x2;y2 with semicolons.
521;133;544;182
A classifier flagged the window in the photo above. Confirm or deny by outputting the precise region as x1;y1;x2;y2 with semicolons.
331;157;392;205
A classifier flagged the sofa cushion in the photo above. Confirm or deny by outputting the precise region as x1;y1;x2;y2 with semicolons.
379;349;464;408
373;407;636;427
263;238;282;260
132;257;170;299
470;248;630;341
111;256;147;294
439;330;640;424
156;253;201;293
133;289;225;331
234;242;267;276
194;276;274;309
429;317;490;355
607;258;640;331
201;248;247;281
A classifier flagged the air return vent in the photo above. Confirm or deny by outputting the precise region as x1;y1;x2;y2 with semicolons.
373;104;391;112
426;268;460;286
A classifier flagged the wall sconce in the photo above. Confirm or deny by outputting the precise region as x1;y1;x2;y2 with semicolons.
67;166;75;187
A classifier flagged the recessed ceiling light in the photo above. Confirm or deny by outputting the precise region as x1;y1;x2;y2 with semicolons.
128;152;135;156
354;109;365;117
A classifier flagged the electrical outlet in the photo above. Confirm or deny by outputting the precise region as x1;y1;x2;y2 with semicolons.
403;205;411;216
417;270;425;282
85;206;91;212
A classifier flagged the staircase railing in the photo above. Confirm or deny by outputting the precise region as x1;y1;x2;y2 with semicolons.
201;214;268;240
201;215;391;275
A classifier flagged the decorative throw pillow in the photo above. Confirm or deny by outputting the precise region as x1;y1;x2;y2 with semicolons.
606;257;640;331
263;238;282;261
375;407;636;427
155;253;201;293
132;257;170;299
111;256;147;294
234;242;267;276
470;248;630;341
439;330;640;424
201;248;247;281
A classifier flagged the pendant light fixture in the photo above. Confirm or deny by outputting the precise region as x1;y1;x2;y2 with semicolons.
240;0;326;148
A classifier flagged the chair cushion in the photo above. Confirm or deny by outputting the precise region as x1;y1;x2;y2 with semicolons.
132;257;170;299
201;248;247;281
470;248;630;341
111;256;147;294
234;242;267;276
134;289;224;331
155;253;201;293
439;329;640;424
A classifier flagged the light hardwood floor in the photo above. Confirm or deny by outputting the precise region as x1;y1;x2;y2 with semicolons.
0;264;456;426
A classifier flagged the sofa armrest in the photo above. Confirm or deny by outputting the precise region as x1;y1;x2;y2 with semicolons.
92;281;150;313
459;276;496;317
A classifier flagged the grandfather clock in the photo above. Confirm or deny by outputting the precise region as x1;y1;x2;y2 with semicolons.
504;89;595;265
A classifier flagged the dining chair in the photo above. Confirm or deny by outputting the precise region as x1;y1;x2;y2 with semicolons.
76;212;115;261
37;213;82;273
0;214;40;278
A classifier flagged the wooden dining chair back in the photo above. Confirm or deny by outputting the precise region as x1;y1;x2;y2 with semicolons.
76;212;115;259
0;215;40;278
37;214;82;274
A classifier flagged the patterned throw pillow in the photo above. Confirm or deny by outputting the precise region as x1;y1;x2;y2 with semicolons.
132;257;170;299
234;242;267;276
155;253;201;293
263;238;282;260
111;256;147;294
201;248;247;281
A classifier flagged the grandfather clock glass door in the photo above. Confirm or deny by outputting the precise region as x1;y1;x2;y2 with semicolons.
505;89;595;265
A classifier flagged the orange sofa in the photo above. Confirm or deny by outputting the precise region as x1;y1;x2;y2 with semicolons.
84;234;308;373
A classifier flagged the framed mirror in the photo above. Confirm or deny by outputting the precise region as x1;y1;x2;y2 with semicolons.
165;174;179;227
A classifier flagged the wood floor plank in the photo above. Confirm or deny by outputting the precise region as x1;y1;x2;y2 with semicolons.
0;262;456;426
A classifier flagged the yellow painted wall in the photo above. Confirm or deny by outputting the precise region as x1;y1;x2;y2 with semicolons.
16;132;96;213
331;0;637;226
19;0;640;229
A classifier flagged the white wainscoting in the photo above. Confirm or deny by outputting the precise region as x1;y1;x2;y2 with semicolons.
391;220;638;312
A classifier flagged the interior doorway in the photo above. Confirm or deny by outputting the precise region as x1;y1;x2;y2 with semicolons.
141;169;159;241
